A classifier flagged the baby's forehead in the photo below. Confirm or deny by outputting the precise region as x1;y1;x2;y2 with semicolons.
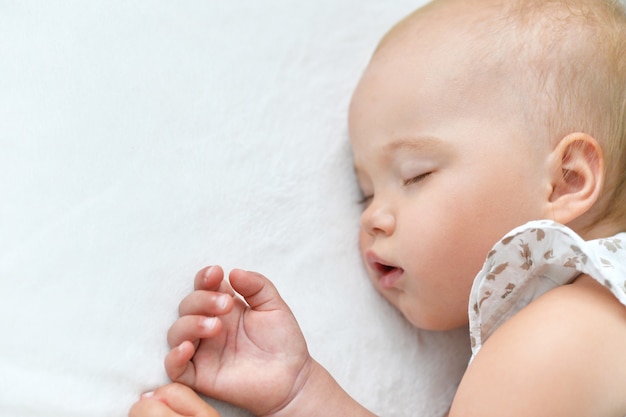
374;1;515;77
376;1;492;52
377;0;605;95
373;4;517;87
380;0;597;58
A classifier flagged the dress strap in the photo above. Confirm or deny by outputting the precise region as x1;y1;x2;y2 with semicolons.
468;220;626;359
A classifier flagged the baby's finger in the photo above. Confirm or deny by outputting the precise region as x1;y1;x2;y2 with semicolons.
164;341;197;386
178;290;233;317
152;383;221;417
128;397;183;417
193;265;230;292
229;269;292;313
167;315;222;348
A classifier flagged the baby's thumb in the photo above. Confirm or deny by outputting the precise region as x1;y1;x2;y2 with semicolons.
228;269;292;313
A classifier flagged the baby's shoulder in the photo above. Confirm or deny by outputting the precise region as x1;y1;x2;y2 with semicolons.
530;274;626;351
506;275;626;411
452;274;626;417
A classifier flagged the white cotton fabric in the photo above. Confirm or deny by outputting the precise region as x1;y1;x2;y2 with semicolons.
469;220;626;359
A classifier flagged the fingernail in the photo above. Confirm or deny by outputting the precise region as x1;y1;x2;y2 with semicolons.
217;294;230;310
203;317;217;330
141;391;154;399
204;265;216;283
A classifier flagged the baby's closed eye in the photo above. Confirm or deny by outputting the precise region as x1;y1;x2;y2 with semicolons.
359;194;373;207
403;172;431;186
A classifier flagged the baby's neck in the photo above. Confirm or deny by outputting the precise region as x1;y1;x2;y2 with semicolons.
569;217;623;240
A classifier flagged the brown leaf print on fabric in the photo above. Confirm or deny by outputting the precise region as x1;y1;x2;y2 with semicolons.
564;257;580;268
570;245;588;264
519;242;533;270
478;291;493;308
502;236;515;245
486;262;509;281
600;239;623;253
502;231;523;245
600;258;614;268
543;249;554;260
530;228;546;241
501;282;516;299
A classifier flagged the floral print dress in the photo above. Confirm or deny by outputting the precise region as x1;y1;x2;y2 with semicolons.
469;220;626;360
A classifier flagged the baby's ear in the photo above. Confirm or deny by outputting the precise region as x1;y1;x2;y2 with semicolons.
547;133;604;224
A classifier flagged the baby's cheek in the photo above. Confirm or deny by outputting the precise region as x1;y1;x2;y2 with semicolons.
357;230;369;257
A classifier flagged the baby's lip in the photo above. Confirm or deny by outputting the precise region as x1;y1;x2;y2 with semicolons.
365;251;404;288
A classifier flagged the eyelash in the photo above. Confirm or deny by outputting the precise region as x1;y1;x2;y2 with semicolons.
403;172;431;186
358;172;431;206
359;194;373;206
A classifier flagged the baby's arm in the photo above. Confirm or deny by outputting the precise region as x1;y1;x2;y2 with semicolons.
449;275;626;417
128;383;221;417
165;266;376;417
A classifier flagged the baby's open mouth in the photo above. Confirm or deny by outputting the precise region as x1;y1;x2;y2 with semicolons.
373;262;401;276
366;252;404;289
373;262;404;289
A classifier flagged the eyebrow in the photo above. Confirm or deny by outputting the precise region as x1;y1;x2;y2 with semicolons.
383;136;445;154
352;136;446;177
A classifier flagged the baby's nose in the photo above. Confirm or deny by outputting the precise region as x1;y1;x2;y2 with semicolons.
361;200;395;236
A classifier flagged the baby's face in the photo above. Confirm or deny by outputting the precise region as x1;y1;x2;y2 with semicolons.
349;6;553;330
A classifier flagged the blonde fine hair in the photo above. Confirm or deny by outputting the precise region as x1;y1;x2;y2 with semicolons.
502;0;626;229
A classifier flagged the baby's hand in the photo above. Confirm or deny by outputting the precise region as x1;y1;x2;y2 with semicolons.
128;383;220;417
165;266;314;417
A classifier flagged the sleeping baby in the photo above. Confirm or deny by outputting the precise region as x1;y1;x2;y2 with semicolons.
130;0;626;416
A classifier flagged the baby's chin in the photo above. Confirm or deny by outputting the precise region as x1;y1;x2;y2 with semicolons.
398;300;470;332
